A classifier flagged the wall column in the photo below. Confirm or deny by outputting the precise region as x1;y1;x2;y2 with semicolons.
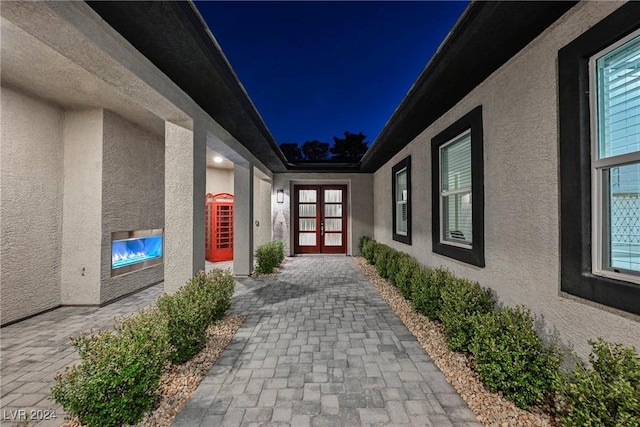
234;163;254;276
164;121;205;293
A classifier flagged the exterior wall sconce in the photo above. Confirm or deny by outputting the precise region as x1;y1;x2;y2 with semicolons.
277;189;284;203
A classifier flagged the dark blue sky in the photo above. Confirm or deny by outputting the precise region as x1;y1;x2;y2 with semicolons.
195;1;469;147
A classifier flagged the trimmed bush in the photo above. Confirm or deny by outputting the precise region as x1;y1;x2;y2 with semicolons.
440;277;495;352
51;308;171;427
469;306;561;409
386;250;405;286
358;235;370;255
410;267;453;321
362;238;377;264
395;256;420;299
374;244;393;278
255;240;285;274
157;269;234;364
554;339;640;427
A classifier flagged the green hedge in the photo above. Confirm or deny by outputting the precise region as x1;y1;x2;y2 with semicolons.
411;267;453;321
439;277;495;352
157;269;235;363
51;309;171;427
470;306;561;409
255;240;285;274
394;256;420;299
355;237;639;421
554;339;640;426
52;269;235;426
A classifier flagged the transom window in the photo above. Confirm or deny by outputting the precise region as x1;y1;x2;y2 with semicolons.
591;30;640;284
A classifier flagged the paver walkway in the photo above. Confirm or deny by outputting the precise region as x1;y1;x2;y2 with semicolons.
0;284;164;426
174;256;480;427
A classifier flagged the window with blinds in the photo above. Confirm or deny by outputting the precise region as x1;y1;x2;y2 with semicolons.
592;30;640;281
395;168;408;235
440;130;472;246
392;156;411;244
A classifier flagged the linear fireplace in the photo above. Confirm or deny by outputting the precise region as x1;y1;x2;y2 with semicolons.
111;229;163;277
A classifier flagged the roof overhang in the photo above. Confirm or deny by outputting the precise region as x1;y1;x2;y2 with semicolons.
87;0;290;172
359;1;578;173
87;1;578;174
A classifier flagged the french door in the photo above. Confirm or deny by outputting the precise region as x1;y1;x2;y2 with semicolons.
294;185;347;254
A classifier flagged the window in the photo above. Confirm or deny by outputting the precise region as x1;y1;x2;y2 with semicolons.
591;31;640;283
431;106;484;267
392;156;411;244
558;1;640;315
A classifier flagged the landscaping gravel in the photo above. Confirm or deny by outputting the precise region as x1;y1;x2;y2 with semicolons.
61;314;245;427
353;256;558;427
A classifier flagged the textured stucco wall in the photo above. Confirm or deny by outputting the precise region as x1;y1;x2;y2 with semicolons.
206;167;234;196
60;109;103;305
372;1;638;359
101;110;164;303
272;173;374;256
253;175;272;253
0;86;64;325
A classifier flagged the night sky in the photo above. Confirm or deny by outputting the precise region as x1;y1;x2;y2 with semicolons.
195;1;469;148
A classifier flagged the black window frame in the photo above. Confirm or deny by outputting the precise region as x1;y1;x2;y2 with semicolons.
392;156;412;245
558;1;640;315
431;106;484;267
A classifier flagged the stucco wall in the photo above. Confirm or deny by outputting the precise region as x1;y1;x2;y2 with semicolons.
253;175;272;253
60;108;103;305
206;167;234;196
372;1;638;359
101;110;164;303
272;173;373;256
0;86;64;325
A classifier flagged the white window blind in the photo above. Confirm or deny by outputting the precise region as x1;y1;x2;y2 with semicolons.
593;32;640;279
440;130;472;246
395;168;408;235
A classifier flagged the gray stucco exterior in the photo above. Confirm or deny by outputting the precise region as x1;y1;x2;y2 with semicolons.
372;1;639;359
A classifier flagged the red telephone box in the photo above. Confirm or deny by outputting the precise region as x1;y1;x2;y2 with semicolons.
205;193;234;262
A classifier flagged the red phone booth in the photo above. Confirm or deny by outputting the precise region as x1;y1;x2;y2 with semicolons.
205;193;234;262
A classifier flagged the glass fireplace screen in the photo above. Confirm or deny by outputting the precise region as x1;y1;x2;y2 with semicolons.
111;229;163;276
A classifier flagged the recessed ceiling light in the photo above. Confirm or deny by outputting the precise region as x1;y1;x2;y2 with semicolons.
213;156;223;163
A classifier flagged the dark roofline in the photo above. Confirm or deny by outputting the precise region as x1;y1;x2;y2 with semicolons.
87;0;290;172
359;0;578;173
88;1;577;174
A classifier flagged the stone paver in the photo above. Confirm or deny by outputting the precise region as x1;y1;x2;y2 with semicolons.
0;284;164;426
0;263;233;426
174;256;481;427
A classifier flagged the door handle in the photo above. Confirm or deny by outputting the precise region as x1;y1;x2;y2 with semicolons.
320;222;324;236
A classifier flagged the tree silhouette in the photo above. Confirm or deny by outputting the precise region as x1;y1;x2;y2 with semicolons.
279;142;302;161
330;131;369;162
301;140;330;161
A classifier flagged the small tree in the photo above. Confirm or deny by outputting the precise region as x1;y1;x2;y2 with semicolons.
279;142;302;161
301;140;330;161
330;131;369;162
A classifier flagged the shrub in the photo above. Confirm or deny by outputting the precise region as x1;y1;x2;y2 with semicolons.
386;250;405;286
51;308;171;427
200;268;235;322
374;244;393;278
554;339;640;427
410;267;453;321
157;269;234;364
469;306;561;409
362;238;377;264
440;277;495;352
395;257;420;299
255;240;285;274
358;235;370;255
